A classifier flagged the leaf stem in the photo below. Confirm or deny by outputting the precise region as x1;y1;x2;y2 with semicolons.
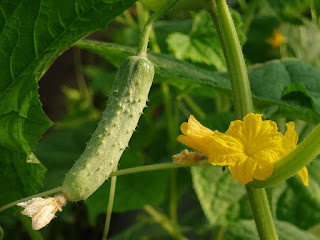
249;122;320;188
245;187;278;240
310;0;317;22
162;83;179;154
101;168;117;240
109;161;209;178
216;226;226;240
123;10;137;29
0;187;62;213
73;47;89;101
182;95;206;120
144;205;188;240
136;0;180;57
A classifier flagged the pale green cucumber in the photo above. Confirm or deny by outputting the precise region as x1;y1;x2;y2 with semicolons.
62;56;154;201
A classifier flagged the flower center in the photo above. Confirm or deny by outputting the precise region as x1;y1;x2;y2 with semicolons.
244;146;255;157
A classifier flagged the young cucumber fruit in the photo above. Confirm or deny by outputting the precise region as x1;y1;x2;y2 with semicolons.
62;56;154;201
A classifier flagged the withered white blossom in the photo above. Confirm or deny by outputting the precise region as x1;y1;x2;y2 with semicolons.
17;194;67;230
172;149;206;164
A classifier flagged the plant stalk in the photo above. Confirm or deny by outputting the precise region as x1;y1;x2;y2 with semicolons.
209;0;253;118
246;187;278;239
136;0;180;57
209;0;277;239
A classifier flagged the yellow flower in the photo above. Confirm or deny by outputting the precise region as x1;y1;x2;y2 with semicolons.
177;113;308;186
177;115;214;155
267;30;284;48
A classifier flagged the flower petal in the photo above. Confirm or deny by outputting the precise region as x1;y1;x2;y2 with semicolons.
252;162;274;181
208;131;244;166
283;122;298;154
18;195;67;230
229;156;255;184
177;115;214;155
32;205;57;230
297;167;309;186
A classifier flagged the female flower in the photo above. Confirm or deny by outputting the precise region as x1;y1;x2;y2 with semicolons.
17;195;67;230
177;114;308;185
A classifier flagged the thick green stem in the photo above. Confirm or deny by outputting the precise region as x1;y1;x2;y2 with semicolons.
136;0;180;57
249;123;320;188
246;187;278;240
209;1;277;239
209;0;253;118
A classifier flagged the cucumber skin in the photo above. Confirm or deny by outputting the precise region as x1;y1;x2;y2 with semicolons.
62;56;154;201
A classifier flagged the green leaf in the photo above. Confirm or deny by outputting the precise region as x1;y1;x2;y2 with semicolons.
224;220;319;240
154;19;192;52
166;10;245;70
281;19;320;69
75;39;320;123
191;165;246;225
0;0;135;207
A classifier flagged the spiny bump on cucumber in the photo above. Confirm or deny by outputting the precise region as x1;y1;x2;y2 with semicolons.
61;56;154;201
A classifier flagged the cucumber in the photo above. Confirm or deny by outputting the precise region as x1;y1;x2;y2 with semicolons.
62;56;154;201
